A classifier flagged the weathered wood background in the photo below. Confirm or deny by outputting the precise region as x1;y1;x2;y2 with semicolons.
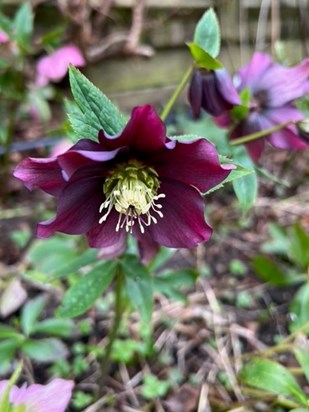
3;0;309;108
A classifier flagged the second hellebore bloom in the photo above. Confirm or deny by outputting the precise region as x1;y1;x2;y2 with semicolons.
216;52;309;161
0;378;73;412
188;68;241;117
14;105;233;261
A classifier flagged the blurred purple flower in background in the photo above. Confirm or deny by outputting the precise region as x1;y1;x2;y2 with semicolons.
188;68;240;117
0;30;9;44
14;105;233;262
0;378;74;412
216;52;309;161
35;45;85;87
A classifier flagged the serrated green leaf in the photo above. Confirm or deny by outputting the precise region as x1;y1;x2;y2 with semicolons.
68;67;126;142
14;2;33;51
21;296;46;336
57;261;117;318
239;358;307;405
193;8;221;58
121;255;153;323
22;338;68;362
187;43;222;70
206;163;253;195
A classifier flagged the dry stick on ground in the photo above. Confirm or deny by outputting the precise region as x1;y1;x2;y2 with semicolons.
200;278;245;403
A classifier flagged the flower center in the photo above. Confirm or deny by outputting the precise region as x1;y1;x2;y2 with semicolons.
99;160;165;234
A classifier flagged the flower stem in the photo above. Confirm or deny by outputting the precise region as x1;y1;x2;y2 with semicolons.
98;268;124;395
230;120;296;146
160;65;194;122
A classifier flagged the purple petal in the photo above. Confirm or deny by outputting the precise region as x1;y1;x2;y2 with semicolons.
12;379;74;412
264;107;308;149
97;235;126;260
188;70;203;118
201;72;227;116
37;178;102;238
215;69;241;106
87;209;126;248
58;147;121;180
98;105;168;153
145;179;212;248
237;52;272;91
13;157;65;195
134;230;160;264
36;45;85;86
150;139;233;193
257;58;309;106
213;111;232;128
231;112;268;162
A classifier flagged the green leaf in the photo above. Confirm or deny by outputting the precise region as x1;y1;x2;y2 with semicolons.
289;223;309;269
22;338;68;362
239;358;307;406
13;2;33;51
68;67;126;142
289;283;309;333
121;255;153;323
187;43;222;70
48;248;98;280
193;8;220;58
232;146;257;212
232;88;251;121
0;324;23;340
252;256;294;286
0;338;22;360
262;224;290;255
141;374;171;400
27;236;76;275
147;247;176;271
153;269;198;302
21;296;45;336
32;318;75;337
206;161;254;195
294;347;309;385
57;261;117;318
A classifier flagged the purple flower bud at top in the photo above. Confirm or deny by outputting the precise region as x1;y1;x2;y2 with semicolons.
188;68;240;118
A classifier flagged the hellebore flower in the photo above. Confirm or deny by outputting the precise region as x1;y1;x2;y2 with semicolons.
0;378;74;412
35;45;85;87
188;68;241;118
216;52;309;161
0;30;9;44
14;105;233;262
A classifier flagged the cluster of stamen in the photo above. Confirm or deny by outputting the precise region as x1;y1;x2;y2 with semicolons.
99;160;165;234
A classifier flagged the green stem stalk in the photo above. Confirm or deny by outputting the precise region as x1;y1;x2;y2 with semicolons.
230;120;296;146
98;269;124;395
160;65;194;122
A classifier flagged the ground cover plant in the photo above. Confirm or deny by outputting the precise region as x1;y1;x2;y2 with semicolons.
0;1;309;411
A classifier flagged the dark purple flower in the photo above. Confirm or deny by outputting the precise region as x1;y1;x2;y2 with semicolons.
14;105;233;262
188;68;241;117
216;52;309;161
